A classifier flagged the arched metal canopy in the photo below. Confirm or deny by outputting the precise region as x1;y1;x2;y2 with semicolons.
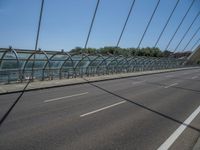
0;48;185;84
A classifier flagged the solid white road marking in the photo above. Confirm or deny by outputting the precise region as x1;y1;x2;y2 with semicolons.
191;76;198;79
44;92;88;103
164;83;178;89
157;105;200;150
80;101;126;117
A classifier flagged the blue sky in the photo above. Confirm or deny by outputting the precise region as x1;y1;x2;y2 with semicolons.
0;0;200;52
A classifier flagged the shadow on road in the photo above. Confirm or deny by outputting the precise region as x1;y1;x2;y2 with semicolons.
83;78;200;133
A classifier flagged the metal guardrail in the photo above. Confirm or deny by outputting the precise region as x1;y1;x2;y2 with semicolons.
0;48;185;84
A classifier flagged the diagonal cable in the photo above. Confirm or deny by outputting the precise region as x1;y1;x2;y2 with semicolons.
190;37;200;51
186;39;200;59
84;0;100;52
137;0;160;49
182;25;200;52
116;0;136;47
165;0;195;51
173;10;200;53
0;0;45;127
154;0;180;48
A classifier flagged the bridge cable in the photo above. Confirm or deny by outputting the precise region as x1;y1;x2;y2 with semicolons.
31;0;45;80
182;25;200;52
190;37;200;52
83;0;100;55
137;0;160;49
153;0;180;48
116;0;136;47
0;0;45;127
165;0;195;51
186;39;200;58
173;10;200;53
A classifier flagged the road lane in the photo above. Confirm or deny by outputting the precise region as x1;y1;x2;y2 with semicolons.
0;68;200;150
170;115;200;150
157;106;200;150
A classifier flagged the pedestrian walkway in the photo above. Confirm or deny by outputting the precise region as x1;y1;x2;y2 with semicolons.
0;67;199;94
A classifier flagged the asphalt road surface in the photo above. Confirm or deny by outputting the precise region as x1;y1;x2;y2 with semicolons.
0;68;200;150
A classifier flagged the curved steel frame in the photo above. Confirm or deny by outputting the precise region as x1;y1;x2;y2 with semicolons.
0;48;21;82
59;52;74;78
41;51;74;79
96;55;113;69
85;54;104;74
22;50;49;75
74;53;91;70
0;48;20;68
0;48;184;83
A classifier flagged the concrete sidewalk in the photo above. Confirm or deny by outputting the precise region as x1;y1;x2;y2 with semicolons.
0;67;199;95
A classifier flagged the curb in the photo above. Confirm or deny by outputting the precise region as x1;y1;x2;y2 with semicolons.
0;67;199;95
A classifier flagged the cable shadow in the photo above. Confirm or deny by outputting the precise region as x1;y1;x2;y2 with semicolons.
83;78;200;133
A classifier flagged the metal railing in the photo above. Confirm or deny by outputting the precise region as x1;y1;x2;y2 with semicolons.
0;48;186;84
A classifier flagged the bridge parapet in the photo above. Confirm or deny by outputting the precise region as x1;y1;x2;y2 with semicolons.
0;48;186;84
